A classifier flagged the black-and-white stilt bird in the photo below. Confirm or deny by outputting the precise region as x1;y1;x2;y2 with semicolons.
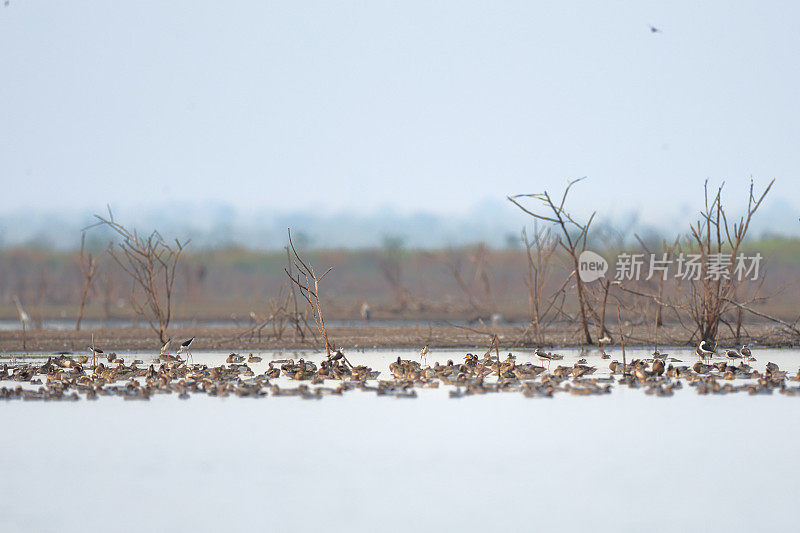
177;337;194;362
696;340;715;363
88;344;103;368
535;348;555;370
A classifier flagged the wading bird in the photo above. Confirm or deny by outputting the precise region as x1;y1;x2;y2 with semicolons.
177;337;194;362
725;348;743;361
420;344;429;367
535;348;555;370
160;339;172;357
88;344;104;368
696;340;715;363
741;345;752;359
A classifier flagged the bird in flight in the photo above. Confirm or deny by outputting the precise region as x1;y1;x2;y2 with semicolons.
650;26;661;33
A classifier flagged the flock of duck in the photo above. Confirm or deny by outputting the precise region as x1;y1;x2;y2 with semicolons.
0;340;799;401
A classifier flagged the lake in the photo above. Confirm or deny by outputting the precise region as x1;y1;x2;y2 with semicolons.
1;347;799;532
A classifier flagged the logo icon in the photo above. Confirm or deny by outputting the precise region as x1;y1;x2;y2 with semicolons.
578;250;608;282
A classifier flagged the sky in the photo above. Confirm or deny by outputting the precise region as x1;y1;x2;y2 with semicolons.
0;1;798;228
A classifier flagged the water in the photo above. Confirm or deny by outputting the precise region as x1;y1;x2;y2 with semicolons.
1;347;799;532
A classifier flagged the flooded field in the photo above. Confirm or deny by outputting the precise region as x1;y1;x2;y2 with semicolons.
1;347;800;532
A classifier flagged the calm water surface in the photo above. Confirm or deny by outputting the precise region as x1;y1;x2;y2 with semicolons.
1;347;799;532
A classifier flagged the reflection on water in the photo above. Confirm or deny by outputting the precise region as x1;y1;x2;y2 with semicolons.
1;348;800;532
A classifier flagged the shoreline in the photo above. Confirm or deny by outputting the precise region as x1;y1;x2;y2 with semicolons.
1;322;798;353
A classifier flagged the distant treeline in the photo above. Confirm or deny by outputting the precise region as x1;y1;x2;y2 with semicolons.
2;198;798;251
2;237;799;325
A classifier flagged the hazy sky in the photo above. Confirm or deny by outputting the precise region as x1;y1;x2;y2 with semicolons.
1;1;797;223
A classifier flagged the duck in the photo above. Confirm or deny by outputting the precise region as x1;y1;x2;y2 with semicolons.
226;353;245;364
693;361;713;374
572;363;596;378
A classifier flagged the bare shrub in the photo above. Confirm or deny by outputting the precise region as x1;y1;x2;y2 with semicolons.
87;209;188;343
509;178;596;344
617;179;774;344
687;179;773;341
75;232;99;331
284;229;334;355
520;223;558;345
239;270;315;344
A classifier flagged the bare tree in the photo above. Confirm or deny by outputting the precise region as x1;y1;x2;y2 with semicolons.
283;245;316;342
284;229;334;356
75;232;99;331
687;178;773;341
87;209;188;343
237;275;315;344
520;223;558;345
509;178;596;344
615;179;774;344
592;278;614;341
